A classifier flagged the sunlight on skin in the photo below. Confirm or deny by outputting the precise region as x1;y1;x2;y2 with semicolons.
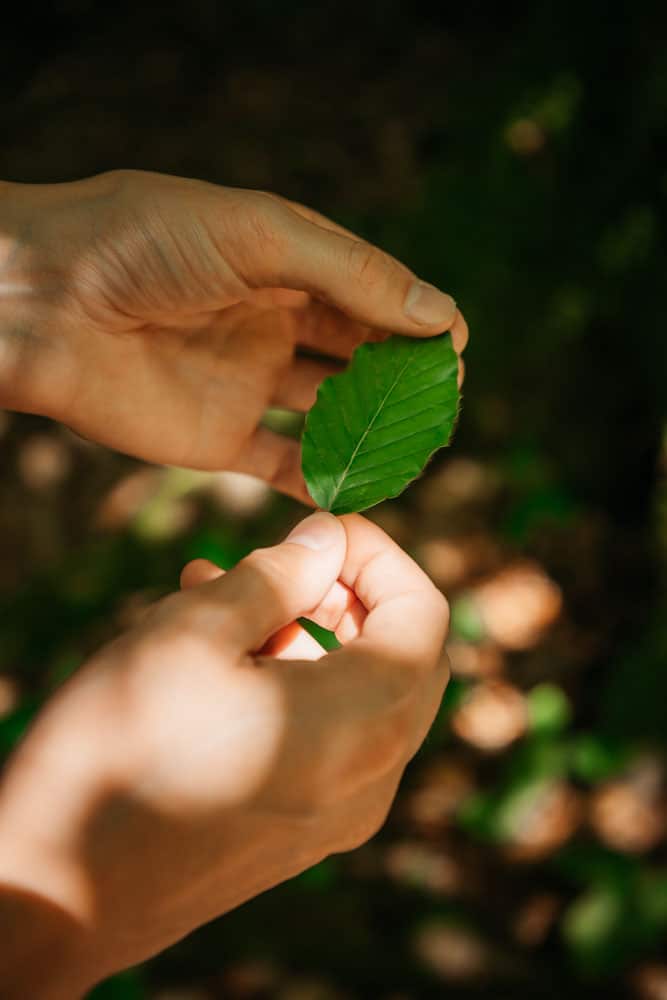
0;840;93;927
0;517;355;928
0;690;111;923
0;513;451;999
0;281;34;296
0;222;33;297
0;169;468;997
0;525;360;938
181;559;367;653
264;621;326;660
116;532;361;815
126;638;288;812
0;172;468;502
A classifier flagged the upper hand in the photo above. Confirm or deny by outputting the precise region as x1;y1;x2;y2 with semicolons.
0;171;467;500
0;512;449;995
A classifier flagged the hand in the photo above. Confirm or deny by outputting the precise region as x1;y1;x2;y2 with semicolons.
0;512;449;998
0;171;467;500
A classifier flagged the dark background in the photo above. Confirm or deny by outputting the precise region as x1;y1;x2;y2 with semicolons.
1;2;666;997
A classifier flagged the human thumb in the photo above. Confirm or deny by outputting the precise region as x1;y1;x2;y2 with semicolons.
208;512;346;652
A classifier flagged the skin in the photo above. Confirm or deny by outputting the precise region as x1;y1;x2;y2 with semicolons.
0;173;465;997
0;513;450;998
0;171;467;500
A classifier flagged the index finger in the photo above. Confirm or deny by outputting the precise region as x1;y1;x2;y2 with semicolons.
338;514;449;667
258;515;450;801
321;515;451;768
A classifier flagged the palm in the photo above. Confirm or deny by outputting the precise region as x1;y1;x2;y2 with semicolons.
50;197;368;499
23;171;465;498
62;296;352;501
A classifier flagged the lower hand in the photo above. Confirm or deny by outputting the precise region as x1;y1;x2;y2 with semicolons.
0;512;449;997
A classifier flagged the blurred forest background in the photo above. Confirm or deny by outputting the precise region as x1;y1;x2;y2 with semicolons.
1;1;666;997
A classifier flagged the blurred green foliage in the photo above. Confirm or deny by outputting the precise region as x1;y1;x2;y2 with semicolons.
1;1;666;997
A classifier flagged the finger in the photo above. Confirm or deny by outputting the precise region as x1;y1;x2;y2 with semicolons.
335;598;367;643
228;426;312;505
280;197;463;397
271;195;363;242
294;301;468;363
306;579;367;642
261;620;326;661
224;192;458;335
182;558;365;643
180;559;225;590
294;299;375;359
273;194;464;420
181;557;363;650
450;308;469;355
271;356;342;411
182;551;365;643
317;512;451;749
243;286;375;361
337;515;449;665
245;254;468;364
245;287;311;310
256;516;450;796
206;511;346;651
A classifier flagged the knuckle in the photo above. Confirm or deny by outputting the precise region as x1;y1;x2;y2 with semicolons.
238;547;267;573
146;591;230;650
346;241;389;291
241;192;288;257
100;167;147;201
263;437;298;492
251;188;275;202
433;588;451;633
142;590;183;625
156;617;226;669
241;547;296;595
100;167;132;188
173;598;217;632
335;802;394;853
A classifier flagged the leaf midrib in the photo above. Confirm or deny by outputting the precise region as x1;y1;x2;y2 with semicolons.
328;345;417;509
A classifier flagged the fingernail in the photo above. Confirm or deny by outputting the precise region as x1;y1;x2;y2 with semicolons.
284;512;339;551
404;281;457;327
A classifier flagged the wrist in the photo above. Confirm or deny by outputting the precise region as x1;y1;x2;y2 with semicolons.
0;836;96;999
0;705;116;997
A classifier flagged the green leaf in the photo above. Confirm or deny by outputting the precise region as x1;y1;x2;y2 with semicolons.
298;617;341;651
301;333;460;514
